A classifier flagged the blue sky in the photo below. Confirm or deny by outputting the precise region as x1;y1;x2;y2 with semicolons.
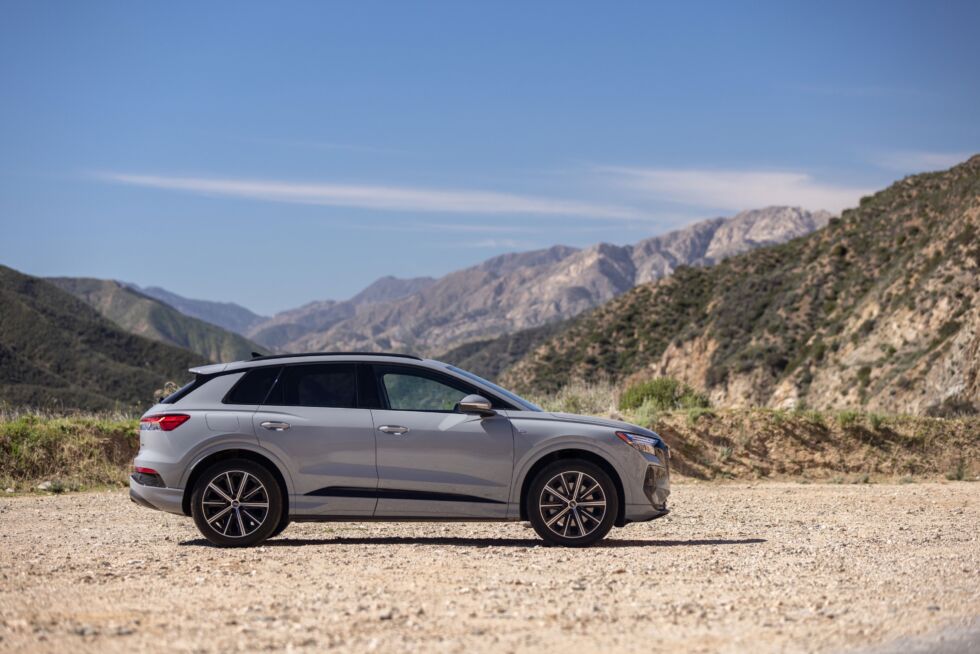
1;1;978;315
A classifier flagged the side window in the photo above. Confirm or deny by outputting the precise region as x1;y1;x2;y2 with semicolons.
269;364;357;408
224;367;281;405
380;370;469;412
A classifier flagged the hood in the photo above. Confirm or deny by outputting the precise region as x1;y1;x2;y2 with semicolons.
546;412;655;436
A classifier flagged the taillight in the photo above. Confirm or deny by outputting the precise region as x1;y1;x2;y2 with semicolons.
140;414;190;431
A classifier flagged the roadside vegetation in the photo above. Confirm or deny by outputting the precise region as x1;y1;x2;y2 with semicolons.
2;376;977;494
0;409;138;492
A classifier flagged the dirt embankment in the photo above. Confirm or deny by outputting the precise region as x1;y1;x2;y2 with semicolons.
1;483;978;653
639;409;979;481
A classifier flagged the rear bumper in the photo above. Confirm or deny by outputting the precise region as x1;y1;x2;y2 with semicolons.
129;477;185;515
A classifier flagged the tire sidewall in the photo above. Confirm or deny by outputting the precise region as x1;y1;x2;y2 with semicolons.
190;459;283;547
526;459;619;547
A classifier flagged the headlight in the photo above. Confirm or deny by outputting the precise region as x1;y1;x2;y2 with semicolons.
616;431;669;458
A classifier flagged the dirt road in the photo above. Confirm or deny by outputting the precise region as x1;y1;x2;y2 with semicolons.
1;483;977;653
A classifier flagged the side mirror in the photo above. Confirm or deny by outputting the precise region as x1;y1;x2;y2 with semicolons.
458;394;495;417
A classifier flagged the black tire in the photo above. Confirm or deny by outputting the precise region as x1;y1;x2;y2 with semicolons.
526;459;618;547
268;514;291;539
190;459;283;547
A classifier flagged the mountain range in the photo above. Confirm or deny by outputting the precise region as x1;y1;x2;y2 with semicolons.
502;156;980;416
242;206;831;355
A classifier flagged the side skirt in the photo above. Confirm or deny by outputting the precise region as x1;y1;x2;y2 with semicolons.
291;515;515;523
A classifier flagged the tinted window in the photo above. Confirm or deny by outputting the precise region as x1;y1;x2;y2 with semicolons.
381;370;469;412
268;364;357;408
224;367;281;405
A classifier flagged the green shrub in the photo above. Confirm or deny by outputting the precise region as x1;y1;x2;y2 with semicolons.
619;377;709;411
836;410;860;428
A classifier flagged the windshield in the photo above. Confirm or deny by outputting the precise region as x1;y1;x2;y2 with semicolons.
445;365;543;412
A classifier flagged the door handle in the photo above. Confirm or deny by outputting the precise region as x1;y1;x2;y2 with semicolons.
260;421;290;431
378;425;409;435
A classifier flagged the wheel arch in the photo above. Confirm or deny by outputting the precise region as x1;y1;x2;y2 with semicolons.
518;448;627;527
181;449;290;517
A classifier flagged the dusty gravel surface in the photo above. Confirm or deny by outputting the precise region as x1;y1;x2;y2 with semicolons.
1;482;977;653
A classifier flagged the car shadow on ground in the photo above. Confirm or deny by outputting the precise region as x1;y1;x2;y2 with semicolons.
180;536;766;548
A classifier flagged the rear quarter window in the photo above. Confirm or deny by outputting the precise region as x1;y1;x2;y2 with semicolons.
223;367;282;405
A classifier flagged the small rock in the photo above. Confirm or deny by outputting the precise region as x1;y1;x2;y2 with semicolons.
4;488;13;493
36;481;52;491
927;605;940;611
378;608;393;620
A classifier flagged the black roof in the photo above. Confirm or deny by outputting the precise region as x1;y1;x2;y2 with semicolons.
249;351;422;362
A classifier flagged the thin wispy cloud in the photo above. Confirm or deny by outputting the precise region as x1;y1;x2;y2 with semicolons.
870;150;972;173
600;167;871;214
98;172;647;221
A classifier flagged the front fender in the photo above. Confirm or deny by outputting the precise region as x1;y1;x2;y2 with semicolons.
508;434;631;512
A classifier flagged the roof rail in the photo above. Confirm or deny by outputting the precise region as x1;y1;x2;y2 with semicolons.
249;351;422;362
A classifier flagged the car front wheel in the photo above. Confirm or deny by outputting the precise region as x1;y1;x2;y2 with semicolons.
190;459;283;547
526;459;619;547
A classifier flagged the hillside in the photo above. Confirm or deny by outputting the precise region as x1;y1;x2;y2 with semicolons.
48;278;266;362
503;156;980;416
0;265;203;411
262;207;829;354
132;285;267;334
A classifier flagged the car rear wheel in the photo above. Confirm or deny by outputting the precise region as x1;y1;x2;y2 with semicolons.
526;459;618;547
190;459;283;547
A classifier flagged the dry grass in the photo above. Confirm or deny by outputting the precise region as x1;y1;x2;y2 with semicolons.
0;411;138;492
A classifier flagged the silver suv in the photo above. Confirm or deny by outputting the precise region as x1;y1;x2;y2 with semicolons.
130;353;670;547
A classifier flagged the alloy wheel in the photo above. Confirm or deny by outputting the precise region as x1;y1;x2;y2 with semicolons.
200;470;270;539
538;470;607;539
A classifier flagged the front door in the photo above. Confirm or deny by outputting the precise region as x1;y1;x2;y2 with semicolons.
254;363;377;517
370;365;514;518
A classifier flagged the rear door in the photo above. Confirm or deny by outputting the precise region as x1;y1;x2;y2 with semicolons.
369;364;514;518
253;363;378;517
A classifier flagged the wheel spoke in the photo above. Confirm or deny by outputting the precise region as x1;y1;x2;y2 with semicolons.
208;483;233;503
235;509;246;537
545;505;571;527
206;505;232;525
572;508;586;535
235;472;250;500
241;508;263;525
242;484;263;501
544;485;570;503
572;472;583;501
239;501;269;509
221;512;233;535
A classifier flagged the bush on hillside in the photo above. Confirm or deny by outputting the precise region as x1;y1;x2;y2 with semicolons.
619;377;709;411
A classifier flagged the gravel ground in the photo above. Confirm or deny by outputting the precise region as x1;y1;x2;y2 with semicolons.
0;483;977;653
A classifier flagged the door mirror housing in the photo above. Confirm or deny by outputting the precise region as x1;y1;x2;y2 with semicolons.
457;394;495;416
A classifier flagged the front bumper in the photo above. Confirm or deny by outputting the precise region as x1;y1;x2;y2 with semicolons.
622;452;670;523
129;476;185;515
